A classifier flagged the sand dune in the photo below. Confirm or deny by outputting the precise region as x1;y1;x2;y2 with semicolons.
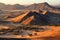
7;10;30;22
21;16;34;25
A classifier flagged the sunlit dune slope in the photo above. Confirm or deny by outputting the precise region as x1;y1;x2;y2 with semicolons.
7;10;30;22
42;10;47;15
21;16;34;25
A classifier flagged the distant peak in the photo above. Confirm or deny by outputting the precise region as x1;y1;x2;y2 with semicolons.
41;2;49;5
44;2;48;4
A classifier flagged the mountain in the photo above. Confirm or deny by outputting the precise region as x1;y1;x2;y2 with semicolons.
11;4;26;10
0;2;60;10
27;2;56;10
0;3;25;10
0;2;60;13
26;2;60;14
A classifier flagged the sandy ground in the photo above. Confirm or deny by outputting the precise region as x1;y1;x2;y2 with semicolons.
31;26;60;40
0;26;60;40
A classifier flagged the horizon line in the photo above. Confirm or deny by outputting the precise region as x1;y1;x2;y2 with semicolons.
0;2;58;6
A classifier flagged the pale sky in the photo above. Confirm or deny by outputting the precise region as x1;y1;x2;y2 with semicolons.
0;0;60;5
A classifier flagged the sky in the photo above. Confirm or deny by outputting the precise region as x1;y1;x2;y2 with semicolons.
0;0;60;5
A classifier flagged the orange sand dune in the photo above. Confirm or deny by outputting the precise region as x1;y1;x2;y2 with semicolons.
42;10;47;15
7;10;30;22
21;16;34;25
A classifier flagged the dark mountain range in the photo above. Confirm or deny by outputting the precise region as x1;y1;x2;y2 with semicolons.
27;2;57;10
0;3;25;10
0;2;60;10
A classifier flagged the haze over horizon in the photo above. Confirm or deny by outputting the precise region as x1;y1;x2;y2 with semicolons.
0;0;60;5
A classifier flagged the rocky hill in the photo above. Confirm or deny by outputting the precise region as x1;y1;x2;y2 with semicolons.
0;2;60;10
